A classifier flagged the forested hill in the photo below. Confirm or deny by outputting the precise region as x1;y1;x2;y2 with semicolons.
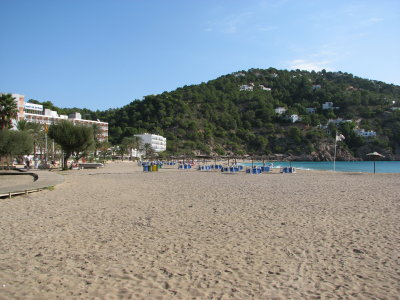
36;68;400;160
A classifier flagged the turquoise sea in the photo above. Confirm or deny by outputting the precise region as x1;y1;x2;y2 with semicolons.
245;161;400;173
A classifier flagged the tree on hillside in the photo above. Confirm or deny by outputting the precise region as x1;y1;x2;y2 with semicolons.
0;94;18;130
29;68;400;159
0;129;33;167
48;121;94;169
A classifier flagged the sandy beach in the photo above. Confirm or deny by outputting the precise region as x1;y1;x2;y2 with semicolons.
0;162;399;299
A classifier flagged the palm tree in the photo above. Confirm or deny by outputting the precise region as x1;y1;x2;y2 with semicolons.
16;119;29;131
143;143;156;159
0;94;18;130
117;143;128;161
122;136;141;160
17;120;43;157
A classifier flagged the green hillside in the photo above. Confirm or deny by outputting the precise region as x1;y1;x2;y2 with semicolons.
33;68;400;160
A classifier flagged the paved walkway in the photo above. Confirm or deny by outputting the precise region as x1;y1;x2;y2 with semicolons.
0;169;65;198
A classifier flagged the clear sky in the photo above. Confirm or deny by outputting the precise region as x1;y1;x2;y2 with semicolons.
1;0;399;111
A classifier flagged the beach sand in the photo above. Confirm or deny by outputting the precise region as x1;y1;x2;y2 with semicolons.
0;162;399;299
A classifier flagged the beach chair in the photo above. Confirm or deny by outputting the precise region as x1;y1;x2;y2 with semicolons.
280;167;295;173
260;166;270;172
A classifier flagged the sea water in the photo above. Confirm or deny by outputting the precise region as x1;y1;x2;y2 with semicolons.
246;161;400;173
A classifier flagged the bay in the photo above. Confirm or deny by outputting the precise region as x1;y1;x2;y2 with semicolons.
246;161;400;173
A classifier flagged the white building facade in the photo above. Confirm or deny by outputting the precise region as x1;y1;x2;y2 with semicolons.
135;133;167;152
289;114;299;123
275;107;287;115
322;102;340;110
239;85;253;91
354;129;377;138
3;93;108;141
305;107;316;114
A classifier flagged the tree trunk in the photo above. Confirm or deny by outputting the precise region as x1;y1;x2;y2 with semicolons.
63;152;71;170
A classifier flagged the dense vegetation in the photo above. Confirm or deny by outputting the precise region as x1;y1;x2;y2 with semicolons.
31;68;400;160
0;129;33;166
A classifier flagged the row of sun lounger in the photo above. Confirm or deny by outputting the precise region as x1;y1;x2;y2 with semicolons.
141;161;296;174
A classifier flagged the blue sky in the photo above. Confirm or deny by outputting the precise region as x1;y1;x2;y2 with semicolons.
1;0;399;111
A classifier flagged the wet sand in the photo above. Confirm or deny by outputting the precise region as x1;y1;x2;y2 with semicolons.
0;162;399;299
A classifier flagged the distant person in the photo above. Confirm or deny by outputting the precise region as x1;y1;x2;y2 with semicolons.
34;156;39;169
25;156;30;169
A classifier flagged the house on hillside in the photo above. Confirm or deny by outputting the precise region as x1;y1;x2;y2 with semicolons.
346;85;358;91
328;118;352;125
305;107;316;114
275;107;286;115
239;85;253;91
322;102;340;110
354;129;376;138
259;85;272;91
289;114;299;123
233;72;246;77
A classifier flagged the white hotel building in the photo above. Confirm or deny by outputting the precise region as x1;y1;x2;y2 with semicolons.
4;93;108;141
134;133;167;153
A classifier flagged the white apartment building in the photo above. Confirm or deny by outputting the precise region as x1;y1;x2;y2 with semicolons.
3;93;108;141
134;133;167;153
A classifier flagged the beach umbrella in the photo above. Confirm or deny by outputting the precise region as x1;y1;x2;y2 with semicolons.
366;152;384;174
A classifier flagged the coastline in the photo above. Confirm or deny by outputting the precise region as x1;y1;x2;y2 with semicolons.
0;162;399;299
239;160;400;174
